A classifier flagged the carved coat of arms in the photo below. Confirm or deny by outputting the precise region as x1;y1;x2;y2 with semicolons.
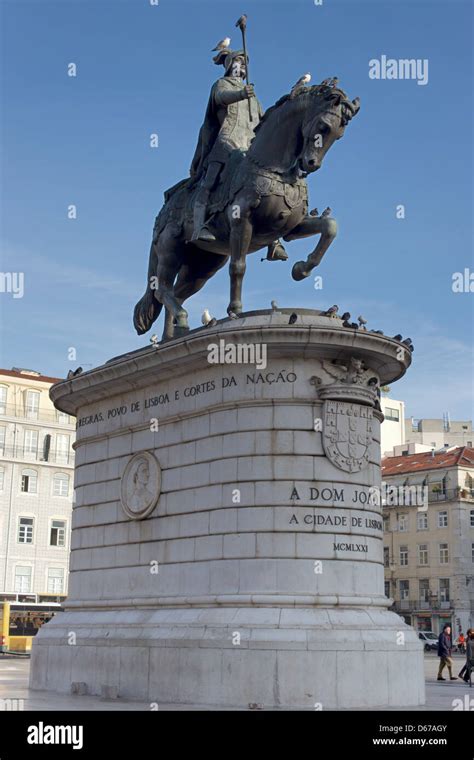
323;401;373;473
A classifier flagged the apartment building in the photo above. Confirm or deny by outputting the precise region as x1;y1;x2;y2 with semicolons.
382;408;473;458
0;368;75;601
405;417;473;450
380;397;405;456
382;446;474;635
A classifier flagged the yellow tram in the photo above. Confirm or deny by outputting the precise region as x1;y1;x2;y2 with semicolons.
0;596;63;653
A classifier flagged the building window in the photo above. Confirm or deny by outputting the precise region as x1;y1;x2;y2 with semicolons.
53;473;69;497
417;512;428;530
470;510;474;527
439;543;449;564
384;581;390;598
471;543;474;563
18;517;34;544
0;425;5;455
383;546;390;568
41;434;51;462
24;429;39;456
25;390;40;420
400;580;409;600
385;407;400;422
0;385;7;414
398;514;408;532
14;566;32;593
399;546;408;566
55;434;70;464
50;520;66;547
20;469;38;494
0;467;4;491
438;511;448;528
417;616;433;632
47;568;64;594
439;578;450;602
418;544;428;566
383;515;390;532
419;579;430;602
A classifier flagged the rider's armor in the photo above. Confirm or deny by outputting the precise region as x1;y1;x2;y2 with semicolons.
189;51;287;260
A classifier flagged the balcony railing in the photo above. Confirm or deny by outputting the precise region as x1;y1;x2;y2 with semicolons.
392;599;452;612
428;488;474;502
0;404;75;426
381;487;474;508
0;445;75;466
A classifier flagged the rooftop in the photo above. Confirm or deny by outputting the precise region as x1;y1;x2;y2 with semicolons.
0;368;62;385
382;446;474;475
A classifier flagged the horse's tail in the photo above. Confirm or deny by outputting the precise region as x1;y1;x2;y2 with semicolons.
133;288;163;335
133;181;190;336
133;235;163;335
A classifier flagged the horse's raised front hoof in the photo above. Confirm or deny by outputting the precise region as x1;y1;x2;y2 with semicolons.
292;261;310;281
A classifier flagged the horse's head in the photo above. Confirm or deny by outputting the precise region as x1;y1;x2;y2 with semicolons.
249;84;360;178
298;86;360;176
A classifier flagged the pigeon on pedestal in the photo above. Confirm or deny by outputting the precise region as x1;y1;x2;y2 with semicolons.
202;309;217;327
67;367;83;379
322;304;338;317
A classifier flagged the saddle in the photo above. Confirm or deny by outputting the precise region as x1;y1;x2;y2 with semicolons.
152;150;307;243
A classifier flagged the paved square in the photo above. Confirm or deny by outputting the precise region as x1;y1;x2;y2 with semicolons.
0;653;471;711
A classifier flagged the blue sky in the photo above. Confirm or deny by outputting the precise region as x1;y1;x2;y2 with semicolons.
0;0;472;420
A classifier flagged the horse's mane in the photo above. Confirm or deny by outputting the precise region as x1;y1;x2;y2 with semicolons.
254;85;358;134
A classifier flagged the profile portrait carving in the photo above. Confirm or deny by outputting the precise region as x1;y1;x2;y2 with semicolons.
120;451;161;519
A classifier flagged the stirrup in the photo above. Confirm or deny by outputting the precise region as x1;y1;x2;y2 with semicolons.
266;242;288;261
196;226;216;242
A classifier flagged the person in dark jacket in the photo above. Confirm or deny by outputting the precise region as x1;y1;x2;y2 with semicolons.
467;631;474;683
459;629;474;683
437;624;457;680
458;628;472;681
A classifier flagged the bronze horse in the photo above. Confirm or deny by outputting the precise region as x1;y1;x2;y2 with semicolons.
133;85;360;340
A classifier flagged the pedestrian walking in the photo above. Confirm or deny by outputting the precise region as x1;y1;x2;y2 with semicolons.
458;628;471;680
437;624;457;681
459;629;474;684
467;630;474;686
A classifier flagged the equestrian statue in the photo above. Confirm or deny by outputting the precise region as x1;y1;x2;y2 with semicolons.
133;16;360;341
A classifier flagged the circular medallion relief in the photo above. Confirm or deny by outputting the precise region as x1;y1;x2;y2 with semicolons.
120;451;161;520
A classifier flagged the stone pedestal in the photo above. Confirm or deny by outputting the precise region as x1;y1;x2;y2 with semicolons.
30;309;425;708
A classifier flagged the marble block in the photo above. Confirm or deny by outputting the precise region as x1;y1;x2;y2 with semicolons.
30;309;424;708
